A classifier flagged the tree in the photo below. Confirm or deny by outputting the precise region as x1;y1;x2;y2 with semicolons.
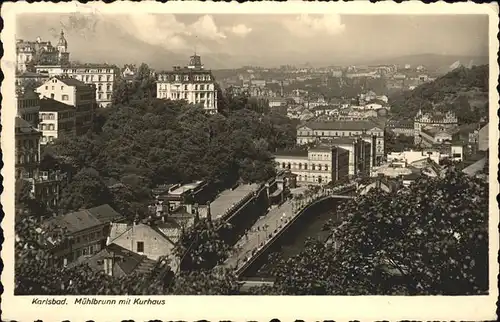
259;168;488;295
15;208;241;295
59;168;112;213
385;130;415;153
174;218;233;271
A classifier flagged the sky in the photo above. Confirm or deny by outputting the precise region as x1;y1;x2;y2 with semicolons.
16;13;489;69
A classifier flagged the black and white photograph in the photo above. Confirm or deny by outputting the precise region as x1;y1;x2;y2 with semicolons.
1;2;498;321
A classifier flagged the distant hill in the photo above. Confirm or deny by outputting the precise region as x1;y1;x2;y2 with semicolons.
359;53;488;72
389;65;489;124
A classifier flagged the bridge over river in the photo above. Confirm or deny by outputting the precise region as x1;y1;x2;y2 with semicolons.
221;183;357;278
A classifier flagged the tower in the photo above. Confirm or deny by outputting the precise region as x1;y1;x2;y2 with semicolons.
57;30;69;65
187;53;203;70
57;30;67;53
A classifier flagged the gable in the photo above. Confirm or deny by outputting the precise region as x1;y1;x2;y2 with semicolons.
367;126;383;133
297;126;312;132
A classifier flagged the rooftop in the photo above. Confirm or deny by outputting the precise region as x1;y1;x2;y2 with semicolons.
15;117;40;135
54;76;95;90
169;181;204;196
44;204;123;234
209;184;260;220
274;149;308;157
39;97;74;112
301;120;380;131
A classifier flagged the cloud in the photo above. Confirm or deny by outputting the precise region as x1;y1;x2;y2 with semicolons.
283;14;345;37
109;14;226;53
189;15;227;40
228;24;253;37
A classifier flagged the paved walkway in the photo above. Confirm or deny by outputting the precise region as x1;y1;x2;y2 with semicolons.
224;182;358;271
224;200;293;269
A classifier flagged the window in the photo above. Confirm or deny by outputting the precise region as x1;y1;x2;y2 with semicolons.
50;93;55;99
62;94;69;101
137;241;144;253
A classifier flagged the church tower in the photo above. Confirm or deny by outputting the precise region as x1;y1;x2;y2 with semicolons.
57;30;70;65
57;30;67;53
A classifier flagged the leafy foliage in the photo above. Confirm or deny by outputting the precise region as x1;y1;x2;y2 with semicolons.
385;131;415;153
50;97;296;219
389;65;488;123
174;218;233;271
257;168;488;295
59;168;113;213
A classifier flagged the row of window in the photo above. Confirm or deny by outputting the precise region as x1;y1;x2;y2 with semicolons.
279;162;330;172
38;184;59;195
158;83;213;91
97;84;112;91
73;243;102;259
64;69;114;74
16;152;39;164
97;93;111;100
297;174;326;183
18;98;40;108
299;131;383;137
159;74;212;82
41;135;55;143
16;138;39;149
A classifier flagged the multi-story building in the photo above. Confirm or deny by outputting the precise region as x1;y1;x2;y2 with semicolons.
41;204;125;266
414;109;458;144
15;71;50;92
16;90;40;127
274;145;350;185
27;170;65;211
156;54;218;114
419;127;453;147
296;120;384;164
36;76;95;135
16;30;70;73
386;119;414;137
15;117;41;179
35;64;118;108
38;98;76;144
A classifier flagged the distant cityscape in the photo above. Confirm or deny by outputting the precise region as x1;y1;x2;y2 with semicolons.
14;19;490;297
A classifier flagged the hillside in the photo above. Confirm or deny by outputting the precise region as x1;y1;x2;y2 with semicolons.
389;65;489;124
359;54;488;72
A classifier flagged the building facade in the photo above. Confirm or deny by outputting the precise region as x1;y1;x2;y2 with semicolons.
414;109;458;144
41;204;124;266
16;90;40;127
296;120;384;164
419;127;453;147
35;64;118;107
274;146;350;185
15;117;41;179
16;30;70;73
38;98;76;144
36;76;95;135
156;54;218;114
107;222;177;264
28;170;65;211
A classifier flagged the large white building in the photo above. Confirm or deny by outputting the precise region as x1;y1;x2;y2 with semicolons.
414;109;458;145
34;64;118;108
156;54;218;114
36;76;96;135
